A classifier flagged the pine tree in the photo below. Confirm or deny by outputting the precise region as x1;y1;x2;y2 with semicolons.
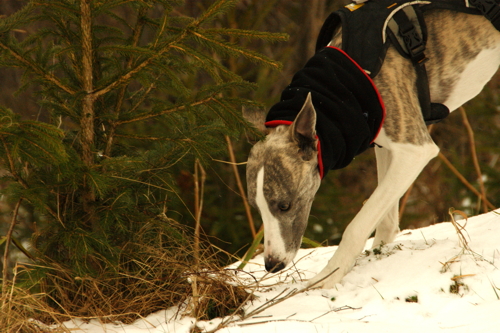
0;0;286;320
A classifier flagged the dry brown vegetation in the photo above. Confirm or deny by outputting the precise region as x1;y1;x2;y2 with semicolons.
0;218;252;331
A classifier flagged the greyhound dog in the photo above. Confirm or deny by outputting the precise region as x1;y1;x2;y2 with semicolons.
244;8;500;289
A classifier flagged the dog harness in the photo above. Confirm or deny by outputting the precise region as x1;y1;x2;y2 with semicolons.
316;0;498;125
266;0;500;178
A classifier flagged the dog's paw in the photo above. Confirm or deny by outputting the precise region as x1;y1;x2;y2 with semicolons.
307;269;342;289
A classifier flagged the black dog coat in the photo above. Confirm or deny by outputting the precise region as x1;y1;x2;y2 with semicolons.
266;46;385;179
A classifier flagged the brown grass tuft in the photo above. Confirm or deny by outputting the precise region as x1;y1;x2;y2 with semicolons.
188;269;252;320
1;278;67;332
1;217;253;331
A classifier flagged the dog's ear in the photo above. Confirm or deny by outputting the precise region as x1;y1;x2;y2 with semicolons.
242;106;268;144
290;93;318;160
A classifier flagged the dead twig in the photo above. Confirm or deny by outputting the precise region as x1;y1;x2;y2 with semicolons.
236;306;358;326
440;208;477;272
448;208;471;251
450;273;476;281
205;267;340;332
2;199;22;309
401;120;496;220
438;152;495;210
212;158;247;166
192;159;206;318
460;107;488;213
194;159;206;264
226;136;256;238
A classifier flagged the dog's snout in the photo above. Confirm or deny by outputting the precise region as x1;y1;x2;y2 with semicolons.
265;257;286;273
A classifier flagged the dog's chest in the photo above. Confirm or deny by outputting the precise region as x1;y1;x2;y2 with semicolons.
441;46;500;112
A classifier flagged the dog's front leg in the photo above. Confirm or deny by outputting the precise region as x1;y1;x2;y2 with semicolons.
372;145;400;248
308;130;439;289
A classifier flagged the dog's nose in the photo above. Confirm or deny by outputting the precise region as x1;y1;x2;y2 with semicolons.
265;257;286;273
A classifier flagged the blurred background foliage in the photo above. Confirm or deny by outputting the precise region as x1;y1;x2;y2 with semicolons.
0;0;499;264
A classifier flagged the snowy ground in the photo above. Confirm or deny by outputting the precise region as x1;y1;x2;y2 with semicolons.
60;210;500;333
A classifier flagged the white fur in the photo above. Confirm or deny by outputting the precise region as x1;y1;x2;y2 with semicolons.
256;166;293;263
441;46;500;111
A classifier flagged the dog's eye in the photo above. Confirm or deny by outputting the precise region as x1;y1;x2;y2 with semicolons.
278;202;291;212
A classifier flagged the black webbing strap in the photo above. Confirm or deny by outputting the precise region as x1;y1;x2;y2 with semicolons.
391;7;449;125
392;9;432;122
469;0;500;30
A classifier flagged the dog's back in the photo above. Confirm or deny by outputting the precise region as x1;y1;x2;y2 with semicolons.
357;9;500;144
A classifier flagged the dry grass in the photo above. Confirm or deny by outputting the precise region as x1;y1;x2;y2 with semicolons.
1;217;253;331
440;208;472;273
440;208;494;283
0;278;67;332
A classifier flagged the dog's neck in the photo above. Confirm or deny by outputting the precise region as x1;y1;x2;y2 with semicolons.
265;46;385;177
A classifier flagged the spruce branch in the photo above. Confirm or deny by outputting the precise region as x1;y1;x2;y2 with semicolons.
115;96;215;125
127;83;156;116
91;3;281;100
153;12;169;49
114;133;172;141
190;0;238;28
1;136;27;189
0;136;62;226
0;40;76;95
91;31;188;99
187;29;282;70
2;133;61;164
31;0;79;15
171;43;241;83
93;0;151;17
0;2;35;35
204;28;289;43
45;15;81;81
106;7;147;157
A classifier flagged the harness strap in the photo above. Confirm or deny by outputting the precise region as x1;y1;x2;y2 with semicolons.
391;7;449;125
392;8;431;122
469;0;500;30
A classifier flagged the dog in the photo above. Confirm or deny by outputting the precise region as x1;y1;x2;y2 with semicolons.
244;5;500;289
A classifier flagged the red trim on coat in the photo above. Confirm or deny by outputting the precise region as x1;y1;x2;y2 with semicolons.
265;120;324;179
326;46;386;143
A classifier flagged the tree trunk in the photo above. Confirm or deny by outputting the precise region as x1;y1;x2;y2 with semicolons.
80;0;96;229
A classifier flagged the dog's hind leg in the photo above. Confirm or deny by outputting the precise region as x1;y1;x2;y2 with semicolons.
372;145;400;248
308;129;439;289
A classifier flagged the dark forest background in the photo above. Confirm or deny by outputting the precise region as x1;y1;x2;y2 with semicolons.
1;0;499;261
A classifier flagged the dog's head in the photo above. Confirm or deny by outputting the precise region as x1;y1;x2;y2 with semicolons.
245;93;321;272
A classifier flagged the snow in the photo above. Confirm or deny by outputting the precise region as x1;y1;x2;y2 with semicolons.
58;210;500;332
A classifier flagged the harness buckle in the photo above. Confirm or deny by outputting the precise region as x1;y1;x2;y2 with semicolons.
399;25;427;63
469;0;500;22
